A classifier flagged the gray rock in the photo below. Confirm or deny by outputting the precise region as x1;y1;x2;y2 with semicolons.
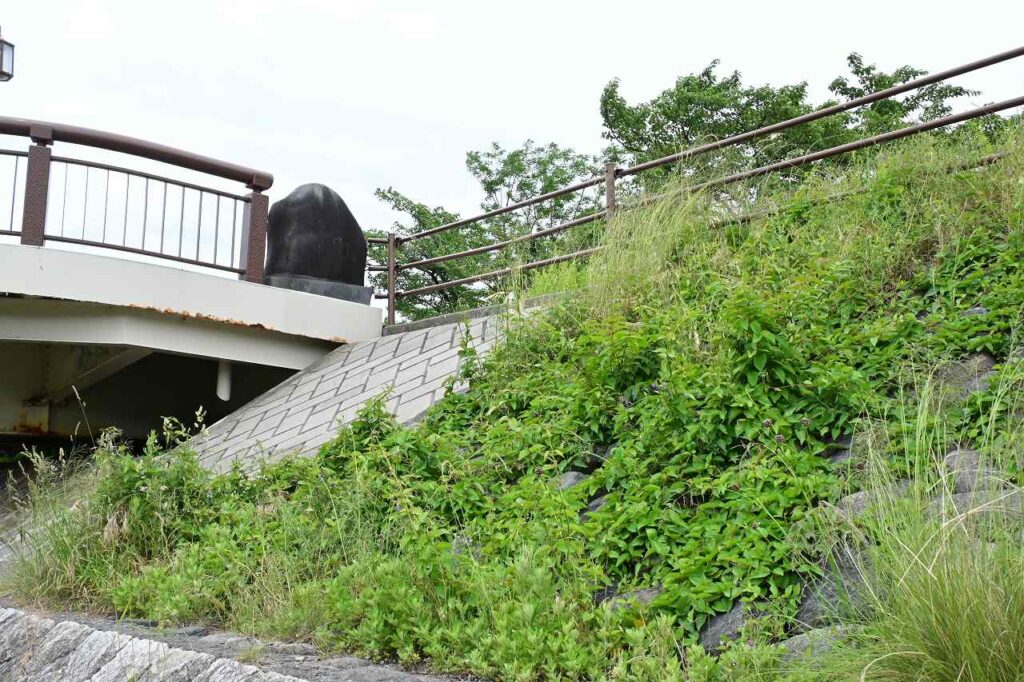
91;637;172;682
320;656;374;669
588;444;615;470
794;548;870;632
168;625;210;637
835;480;910;518
139;647;216;682
0;607;22;628
780;626;850;662
827;435;856;465
962;306;989;316
58;630;133;681
265;183;367;286
256;672;309;682
0;606;453;682
266;642;316;656
604;585;663;611
697;601;747;651
964;370;998;396
929;489;1024;520
123;617;160;628
268;659;421;681
192;657;262;682
0;609;27;651
580;494;609;521
943;448;1005;494
555;471;589;491
935;352;997;402
22;620;94;678
0;611;57;679
200;632;264;654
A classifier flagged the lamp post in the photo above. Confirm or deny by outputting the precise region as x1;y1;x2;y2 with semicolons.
0;26;13;82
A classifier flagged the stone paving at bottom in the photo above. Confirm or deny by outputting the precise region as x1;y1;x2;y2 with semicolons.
194;315;500;473
0;605;456;681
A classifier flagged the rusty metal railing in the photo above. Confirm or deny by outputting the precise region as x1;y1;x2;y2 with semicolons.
0;117;272;281
373;45;1024;325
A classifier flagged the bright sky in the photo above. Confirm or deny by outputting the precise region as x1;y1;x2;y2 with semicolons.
3;0;1024;232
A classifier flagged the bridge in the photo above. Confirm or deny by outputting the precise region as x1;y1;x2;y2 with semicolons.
0;117;381;447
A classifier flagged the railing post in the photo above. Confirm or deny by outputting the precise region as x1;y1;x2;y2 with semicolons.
386;232;397;325
239;191;269;282
604;162;617;220
21;125;53;246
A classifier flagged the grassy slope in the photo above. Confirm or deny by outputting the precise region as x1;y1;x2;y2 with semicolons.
5;127;1024;681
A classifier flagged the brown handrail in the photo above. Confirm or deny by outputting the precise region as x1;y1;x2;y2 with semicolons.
3;116;274;281
399;210;606;271
682;95;1024;195
667;152;1009;233
380;246;606;299
399;176;605;243
0;116;273;190
620;44;1024;177
388;146;1012;303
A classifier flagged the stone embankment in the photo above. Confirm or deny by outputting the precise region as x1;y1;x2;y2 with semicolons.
0;605;457;681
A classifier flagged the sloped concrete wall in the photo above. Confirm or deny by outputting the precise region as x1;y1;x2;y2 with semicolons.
193;315;500;472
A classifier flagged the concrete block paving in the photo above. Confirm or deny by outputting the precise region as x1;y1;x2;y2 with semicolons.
193;316;500;472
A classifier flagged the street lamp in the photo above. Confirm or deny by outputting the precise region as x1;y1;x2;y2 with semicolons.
0;27;13;82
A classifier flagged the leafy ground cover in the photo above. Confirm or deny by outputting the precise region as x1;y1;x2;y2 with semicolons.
5;127;1024;680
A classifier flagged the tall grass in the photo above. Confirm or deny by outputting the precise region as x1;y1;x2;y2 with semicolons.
784;369;1024;681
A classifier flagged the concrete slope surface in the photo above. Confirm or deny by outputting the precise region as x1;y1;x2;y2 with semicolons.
193;315;500;473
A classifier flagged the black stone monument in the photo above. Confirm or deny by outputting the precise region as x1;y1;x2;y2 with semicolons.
263;183;372;304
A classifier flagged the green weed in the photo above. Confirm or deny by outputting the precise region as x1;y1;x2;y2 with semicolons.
4;126;1024;680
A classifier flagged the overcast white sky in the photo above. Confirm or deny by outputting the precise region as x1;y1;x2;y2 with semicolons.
3;0;1024;231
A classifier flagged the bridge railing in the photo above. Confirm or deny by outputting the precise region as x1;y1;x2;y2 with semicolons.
372;45;1024;325
0;118;273;281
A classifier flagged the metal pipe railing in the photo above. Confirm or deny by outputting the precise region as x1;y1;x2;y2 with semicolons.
619;44;1024;178
376;44;1024;325
399;210;606;271
683;95;1024;195
399;176;605;244
384;246;606;299
0;116;273;282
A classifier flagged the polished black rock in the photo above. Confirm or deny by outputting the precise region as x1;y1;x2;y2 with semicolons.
264;183;367;285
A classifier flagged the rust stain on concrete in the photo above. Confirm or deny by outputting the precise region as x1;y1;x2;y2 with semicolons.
125;302;348;344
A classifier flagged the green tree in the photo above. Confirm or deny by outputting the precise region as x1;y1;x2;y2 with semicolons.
599;61;851;187
828;52;978;134
598;53;976;187
369;141;600;321
465;140;601;266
